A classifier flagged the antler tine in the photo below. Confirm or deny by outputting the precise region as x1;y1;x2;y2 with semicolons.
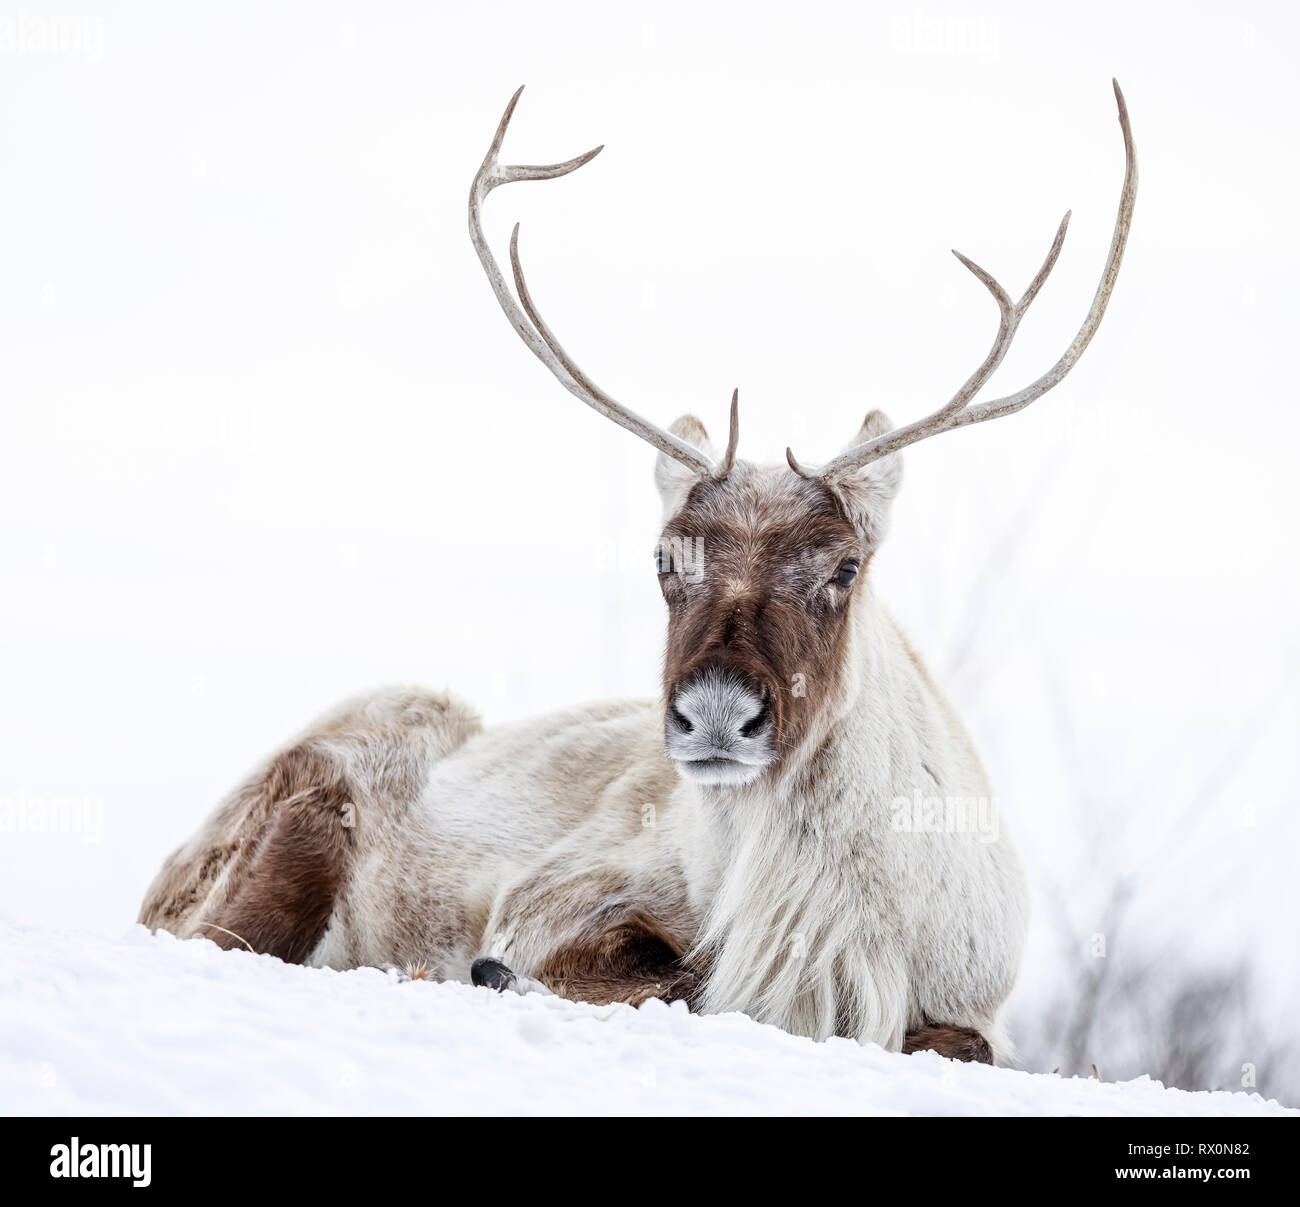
470;87;721;478
792;80;1136;483
715;389;741;478
790;213;1069;482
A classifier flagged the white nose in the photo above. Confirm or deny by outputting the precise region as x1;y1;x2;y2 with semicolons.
665;670;773;786
670;673;770;749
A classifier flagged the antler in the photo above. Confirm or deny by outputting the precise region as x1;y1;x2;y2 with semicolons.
787;79;1138;483
469;86;739;479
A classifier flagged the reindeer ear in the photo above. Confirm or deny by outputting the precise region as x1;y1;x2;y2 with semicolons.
654;415;715;520
834;410;903;552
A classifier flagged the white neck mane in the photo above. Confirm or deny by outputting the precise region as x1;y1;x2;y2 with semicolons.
689;589;941;1044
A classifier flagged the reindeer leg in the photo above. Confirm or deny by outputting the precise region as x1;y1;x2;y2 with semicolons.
471;954;697;1008
902;1025;994;1064
470;902;700;1009
470;957;553;996
540;967;700;1008
143;743;357;965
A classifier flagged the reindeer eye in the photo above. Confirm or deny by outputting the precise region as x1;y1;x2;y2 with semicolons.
831;560;860;588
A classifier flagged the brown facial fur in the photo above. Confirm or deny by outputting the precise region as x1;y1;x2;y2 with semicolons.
658;464;865;759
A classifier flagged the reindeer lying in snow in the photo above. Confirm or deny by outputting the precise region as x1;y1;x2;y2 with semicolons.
140;82;1136;1063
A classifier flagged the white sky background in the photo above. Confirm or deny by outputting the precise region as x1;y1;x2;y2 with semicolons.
1;2;1297;1048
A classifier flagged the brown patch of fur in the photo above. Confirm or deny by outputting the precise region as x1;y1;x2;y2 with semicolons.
903;1025;994;1064
139;743;356;965
537;905;702;1008
192;744;355;963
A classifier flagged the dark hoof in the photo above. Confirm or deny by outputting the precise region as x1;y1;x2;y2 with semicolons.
471;956;515;992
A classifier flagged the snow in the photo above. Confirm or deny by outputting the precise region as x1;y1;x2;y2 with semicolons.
0;922;1290;1117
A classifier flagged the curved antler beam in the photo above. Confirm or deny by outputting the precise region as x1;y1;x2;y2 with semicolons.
469;86;732;479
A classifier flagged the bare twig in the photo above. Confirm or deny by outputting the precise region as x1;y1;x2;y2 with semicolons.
195;921;255;953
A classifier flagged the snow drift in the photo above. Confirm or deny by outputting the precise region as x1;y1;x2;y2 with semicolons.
0;922;1290;1117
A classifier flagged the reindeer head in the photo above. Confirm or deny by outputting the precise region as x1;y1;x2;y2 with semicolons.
649;412;900;784
469;83;1136;788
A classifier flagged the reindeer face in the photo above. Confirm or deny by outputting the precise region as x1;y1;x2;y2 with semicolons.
656;466;862;785
654;416;900;787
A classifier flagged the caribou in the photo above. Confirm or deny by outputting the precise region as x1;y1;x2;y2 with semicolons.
140;82;1136;1062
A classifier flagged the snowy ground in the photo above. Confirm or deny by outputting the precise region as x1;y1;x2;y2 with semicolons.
0;923;1291;1117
